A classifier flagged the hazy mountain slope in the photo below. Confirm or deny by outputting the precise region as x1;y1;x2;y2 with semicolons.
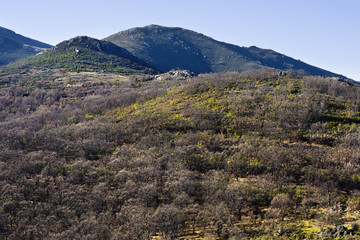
105;25;344;77
0;26;52;65
0;36;40;65
4;36;159;74
0;26;52;49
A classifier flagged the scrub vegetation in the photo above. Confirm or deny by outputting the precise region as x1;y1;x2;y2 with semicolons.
0;69;360;239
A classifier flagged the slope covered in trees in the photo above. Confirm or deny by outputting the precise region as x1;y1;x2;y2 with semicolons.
0;70;360;239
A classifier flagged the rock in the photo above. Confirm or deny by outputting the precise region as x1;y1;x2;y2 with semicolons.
321;225;350;238
335;225;349;236
278;71;287;76
322;228;333;238
155;70;194;81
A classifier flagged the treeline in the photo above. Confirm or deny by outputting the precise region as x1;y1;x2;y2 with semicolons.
0;71;360;239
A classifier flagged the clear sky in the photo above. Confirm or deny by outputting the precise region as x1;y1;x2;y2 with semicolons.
1;0;359;81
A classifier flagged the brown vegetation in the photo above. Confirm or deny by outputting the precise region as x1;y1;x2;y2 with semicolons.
0;70;360;239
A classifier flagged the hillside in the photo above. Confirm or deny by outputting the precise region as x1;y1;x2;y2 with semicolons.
2;36;159;75
105;25;345;78
0;69;360;239
0;26;52;65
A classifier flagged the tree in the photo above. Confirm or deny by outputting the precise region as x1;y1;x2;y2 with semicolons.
152;204;185;240
267;193;294;220
225;181;245;219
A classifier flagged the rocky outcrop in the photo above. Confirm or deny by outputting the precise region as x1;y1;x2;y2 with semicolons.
155;70;194;81
320;225;352;238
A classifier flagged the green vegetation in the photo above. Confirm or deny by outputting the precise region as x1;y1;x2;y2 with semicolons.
2;36;159;75
0;69;360;239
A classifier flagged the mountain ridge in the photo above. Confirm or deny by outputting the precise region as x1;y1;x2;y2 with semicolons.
0;25;352;81
105;25;346;78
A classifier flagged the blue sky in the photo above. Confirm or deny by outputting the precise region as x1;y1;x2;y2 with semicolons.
1;0;359;80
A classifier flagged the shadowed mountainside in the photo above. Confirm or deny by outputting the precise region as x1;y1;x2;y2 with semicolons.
0;26;52;65
105;25;345;78
0;26;52;49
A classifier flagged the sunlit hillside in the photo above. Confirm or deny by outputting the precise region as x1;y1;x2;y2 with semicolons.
0;69;360;239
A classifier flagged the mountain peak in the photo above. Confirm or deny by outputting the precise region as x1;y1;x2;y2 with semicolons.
55;36;120;53
132;24;180;30
56;36;107;48
145;24;167;28
62;35;93;45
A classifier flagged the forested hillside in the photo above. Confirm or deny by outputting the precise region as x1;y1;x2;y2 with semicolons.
0;70;360;239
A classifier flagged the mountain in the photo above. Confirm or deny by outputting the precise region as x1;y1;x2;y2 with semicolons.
0;36;38;65
0;26;52;65
105;25;345;77
0;26;52;49
4;36;159;74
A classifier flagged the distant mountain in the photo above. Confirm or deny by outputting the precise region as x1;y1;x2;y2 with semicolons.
105;25;345;77
0;36;38;65
0;26;52;65
5;36;159;74
0;26;52;49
